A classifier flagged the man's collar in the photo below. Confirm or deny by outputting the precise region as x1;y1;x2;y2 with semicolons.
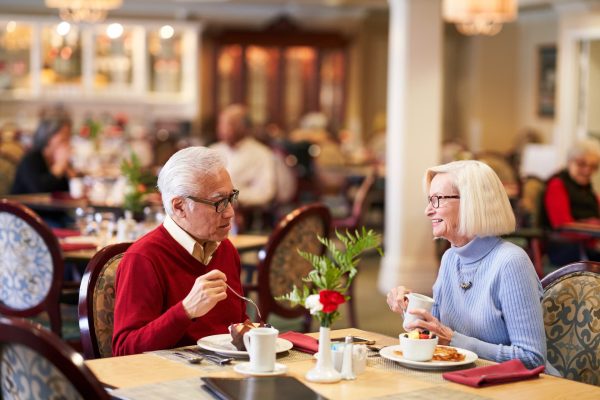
163;214;220;264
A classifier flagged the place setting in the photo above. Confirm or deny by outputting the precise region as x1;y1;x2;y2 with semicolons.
378;292;478;371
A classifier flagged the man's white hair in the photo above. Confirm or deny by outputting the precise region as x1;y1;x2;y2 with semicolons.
157;146;226;216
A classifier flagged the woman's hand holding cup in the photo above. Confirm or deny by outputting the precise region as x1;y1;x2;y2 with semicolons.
386;286;411;315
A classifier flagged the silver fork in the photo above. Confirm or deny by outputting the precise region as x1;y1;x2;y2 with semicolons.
226;282;262;322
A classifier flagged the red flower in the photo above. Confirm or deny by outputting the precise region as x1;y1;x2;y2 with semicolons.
319;290;345;313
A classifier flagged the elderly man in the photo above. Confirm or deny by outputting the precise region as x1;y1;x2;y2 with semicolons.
112;147;247;356
210;104;276;207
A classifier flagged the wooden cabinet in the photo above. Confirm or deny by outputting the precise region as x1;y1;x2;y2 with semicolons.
210;18;349;132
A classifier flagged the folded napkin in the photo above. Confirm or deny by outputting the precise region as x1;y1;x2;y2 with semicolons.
278;331;318;354
52;228;81;239
442;359;545;388
60;242;98;252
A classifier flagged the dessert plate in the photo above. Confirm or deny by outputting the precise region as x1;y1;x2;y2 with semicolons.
233;362;288;376
197;334;293;357
379;345;477;370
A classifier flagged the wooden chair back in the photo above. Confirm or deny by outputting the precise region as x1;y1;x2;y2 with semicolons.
541;261;600;385
255;203;331;331
78;242;132;359
0;199;64;336
0;316;109;399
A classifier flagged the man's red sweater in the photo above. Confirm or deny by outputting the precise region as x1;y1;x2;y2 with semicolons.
112;225;247;356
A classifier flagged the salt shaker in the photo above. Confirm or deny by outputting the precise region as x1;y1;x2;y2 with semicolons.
340;336;356;380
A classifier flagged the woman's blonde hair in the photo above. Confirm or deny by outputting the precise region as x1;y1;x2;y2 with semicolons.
424;160;515;237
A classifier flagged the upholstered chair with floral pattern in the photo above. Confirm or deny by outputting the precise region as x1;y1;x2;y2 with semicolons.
541;261;600;386
246;203;331;332
78;242;131;359
0;316;109;399
0;200;64;336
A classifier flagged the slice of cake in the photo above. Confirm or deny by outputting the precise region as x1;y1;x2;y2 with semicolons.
229;319;263;351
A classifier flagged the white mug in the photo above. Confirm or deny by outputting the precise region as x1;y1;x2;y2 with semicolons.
243;327;278;372
402;293;434;331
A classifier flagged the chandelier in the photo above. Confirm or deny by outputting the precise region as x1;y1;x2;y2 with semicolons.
45;0;123;23
443;0;517;36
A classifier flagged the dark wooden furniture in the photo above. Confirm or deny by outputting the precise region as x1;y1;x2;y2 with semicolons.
0;316;110;399
78;242;132;359
541;261;600;385
0;199;64;336
247;203;331;332
209;16;349;133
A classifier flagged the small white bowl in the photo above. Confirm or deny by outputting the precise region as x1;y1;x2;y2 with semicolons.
399;333;438;362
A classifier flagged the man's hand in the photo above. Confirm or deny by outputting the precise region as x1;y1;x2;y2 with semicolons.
182;269;227;319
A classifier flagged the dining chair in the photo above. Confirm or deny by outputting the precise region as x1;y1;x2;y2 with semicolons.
0;316;110;399
0;154;17;196
0;199;64;337
248;203;331;332
475;151;521;198
78;242;132;359
331;167;377;233
541;261;600;386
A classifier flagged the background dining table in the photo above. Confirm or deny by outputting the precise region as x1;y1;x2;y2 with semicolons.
84;328;599;400
61;233;269;262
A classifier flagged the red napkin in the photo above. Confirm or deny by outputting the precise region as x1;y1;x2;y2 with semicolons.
60;243;98;252
52;228;81;239
442;359;545;388
279;331;318;354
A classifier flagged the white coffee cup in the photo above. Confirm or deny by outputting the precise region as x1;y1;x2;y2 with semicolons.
243;327;278;372
402;293;434;331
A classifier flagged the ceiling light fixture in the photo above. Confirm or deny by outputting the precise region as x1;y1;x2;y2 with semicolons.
45;0;123;23
443;0;517;36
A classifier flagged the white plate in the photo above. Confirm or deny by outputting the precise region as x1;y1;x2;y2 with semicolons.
233;362;288;376
379;345;477;370
197;334;293;357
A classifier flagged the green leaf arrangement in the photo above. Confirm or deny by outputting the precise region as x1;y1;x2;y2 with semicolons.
120;152;157;213
277;227;383;327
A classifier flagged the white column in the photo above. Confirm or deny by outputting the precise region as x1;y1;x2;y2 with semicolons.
378;0;444;295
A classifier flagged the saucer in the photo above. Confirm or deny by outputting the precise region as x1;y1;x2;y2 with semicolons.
233;362;288;376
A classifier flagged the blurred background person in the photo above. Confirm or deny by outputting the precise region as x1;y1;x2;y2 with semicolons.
507;127;544;174
210;104;276;209
11;114;74;195
540;138;600;265
10;114;75;227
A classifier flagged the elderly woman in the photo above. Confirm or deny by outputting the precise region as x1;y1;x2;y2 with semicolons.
387;160;548;370
11;115;74;195
541;138;600;265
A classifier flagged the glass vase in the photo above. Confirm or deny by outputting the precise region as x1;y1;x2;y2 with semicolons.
305;326;341;383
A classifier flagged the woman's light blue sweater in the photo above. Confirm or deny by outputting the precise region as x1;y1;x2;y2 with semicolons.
432;236;547;369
